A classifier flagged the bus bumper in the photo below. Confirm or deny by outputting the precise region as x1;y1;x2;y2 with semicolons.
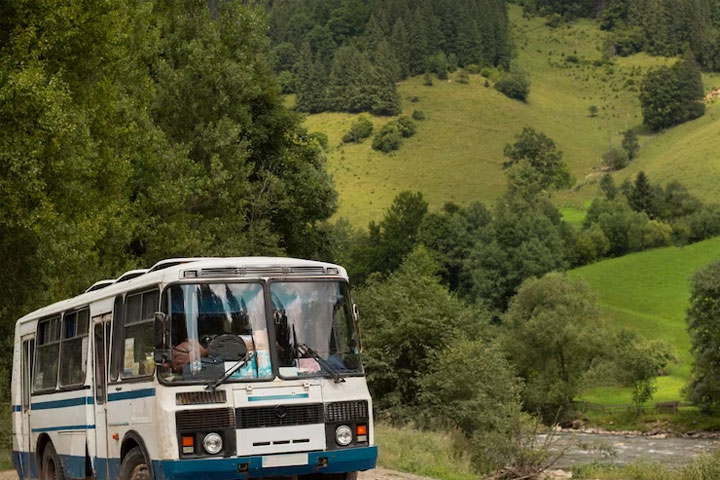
153;446;378;480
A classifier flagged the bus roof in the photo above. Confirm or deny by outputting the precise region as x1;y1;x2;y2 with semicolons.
16;257;347;326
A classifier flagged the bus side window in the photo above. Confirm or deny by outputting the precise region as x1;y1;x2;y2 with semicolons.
121;289;158;378
33;316;61;392
110;295;124;382
59;309;89;387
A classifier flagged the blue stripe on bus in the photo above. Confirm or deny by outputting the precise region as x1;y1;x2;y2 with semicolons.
31;396;93;410
31;424;96;432
247;393;309;402
107;388;155;402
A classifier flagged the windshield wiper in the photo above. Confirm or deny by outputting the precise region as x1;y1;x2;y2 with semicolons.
297;343;346;383
205;352;254;391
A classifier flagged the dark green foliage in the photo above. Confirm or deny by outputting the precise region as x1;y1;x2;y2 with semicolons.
295;43;328;113
342;116;374;143
602;147;629;171
640;53;705;131
268;0;511;114
622;129;640;159
412;109;426;121
395;116;417;138
588;105;599;117
271;42;298;72
372;122;403;153
495;71;530;102
627;171;657;217
503;127;574;193
583;198;651;256
467;193;572;312
420;340;524;472
599;173;618;199
503;274;610;417
427;52;449;80
686;261;720;410
325;44;401;116
356;247;486;416
277;70;295;94
418;201;492;293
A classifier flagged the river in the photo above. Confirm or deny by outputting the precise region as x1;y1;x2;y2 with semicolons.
542;431;719;469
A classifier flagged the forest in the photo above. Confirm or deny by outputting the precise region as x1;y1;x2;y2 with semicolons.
520;0;720;70
4;0;720;478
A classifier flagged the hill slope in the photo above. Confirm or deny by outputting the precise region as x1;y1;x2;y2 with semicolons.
569;237;720;404
303;5;720;227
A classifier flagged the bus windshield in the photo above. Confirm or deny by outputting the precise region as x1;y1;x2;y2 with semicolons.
160;283;273;383
271;281;362;379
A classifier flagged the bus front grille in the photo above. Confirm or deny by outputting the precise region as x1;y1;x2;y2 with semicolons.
236;404;324;429
324;400;369;423
176;407;235;431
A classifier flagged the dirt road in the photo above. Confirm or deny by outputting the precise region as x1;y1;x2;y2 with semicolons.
0;469;433;480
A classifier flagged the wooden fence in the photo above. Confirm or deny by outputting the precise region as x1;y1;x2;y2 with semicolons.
571;400;696;415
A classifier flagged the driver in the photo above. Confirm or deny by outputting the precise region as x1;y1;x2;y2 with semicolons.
171;338;207;374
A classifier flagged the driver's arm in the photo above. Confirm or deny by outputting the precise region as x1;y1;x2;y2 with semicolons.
172;338;208;373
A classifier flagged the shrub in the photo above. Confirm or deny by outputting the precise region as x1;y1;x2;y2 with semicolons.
408;95;420;103
421;340;524;473
588;105;598;117
342;116;374;143
412;110;425;121
308;131;329;151
495;71;530;102
466;64;481;74
565;54;580;64
372;122;403;153
395;116;417;138
423;73;433;86
456;69;469;84
602;147;629;170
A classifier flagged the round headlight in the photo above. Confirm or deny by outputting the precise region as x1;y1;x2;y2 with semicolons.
203;432;223;455
335;425;352;446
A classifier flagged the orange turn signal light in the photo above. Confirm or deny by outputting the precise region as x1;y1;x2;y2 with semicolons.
356;424;367;435
182;436;194;447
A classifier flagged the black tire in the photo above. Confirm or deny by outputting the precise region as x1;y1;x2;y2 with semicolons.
41;443;64;480
119;447;151;480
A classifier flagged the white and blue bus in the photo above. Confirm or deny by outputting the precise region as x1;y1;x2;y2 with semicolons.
11;257;376;480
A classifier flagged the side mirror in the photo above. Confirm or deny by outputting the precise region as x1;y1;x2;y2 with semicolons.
153;312;173;364
352;304;363;353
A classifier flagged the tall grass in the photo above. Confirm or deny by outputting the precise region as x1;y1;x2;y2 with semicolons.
375;423;477;480
573;450;720;480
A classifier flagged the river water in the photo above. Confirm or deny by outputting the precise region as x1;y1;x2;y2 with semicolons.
540;431;719;469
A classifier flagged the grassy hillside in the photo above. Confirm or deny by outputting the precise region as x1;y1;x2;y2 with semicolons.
303;5;720;227
569;237;720;404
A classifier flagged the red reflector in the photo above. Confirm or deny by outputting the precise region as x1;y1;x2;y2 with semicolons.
356;424;367;435
182;436;194;447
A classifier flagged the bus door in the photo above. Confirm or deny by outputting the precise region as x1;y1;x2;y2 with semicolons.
92;314;112;480
19;336;35;479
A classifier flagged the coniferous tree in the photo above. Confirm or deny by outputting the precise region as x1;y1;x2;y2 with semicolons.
390;18;411;79
295;43;327;113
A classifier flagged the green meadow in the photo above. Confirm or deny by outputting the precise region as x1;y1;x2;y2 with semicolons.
569;236;720;404
303;5;720;228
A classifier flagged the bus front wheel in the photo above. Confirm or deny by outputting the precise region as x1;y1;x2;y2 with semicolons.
119;447;151;480
41;443;64;480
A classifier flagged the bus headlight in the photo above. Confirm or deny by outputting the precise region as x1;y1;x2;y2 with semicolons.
335;425;352;446
203;432;223;454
